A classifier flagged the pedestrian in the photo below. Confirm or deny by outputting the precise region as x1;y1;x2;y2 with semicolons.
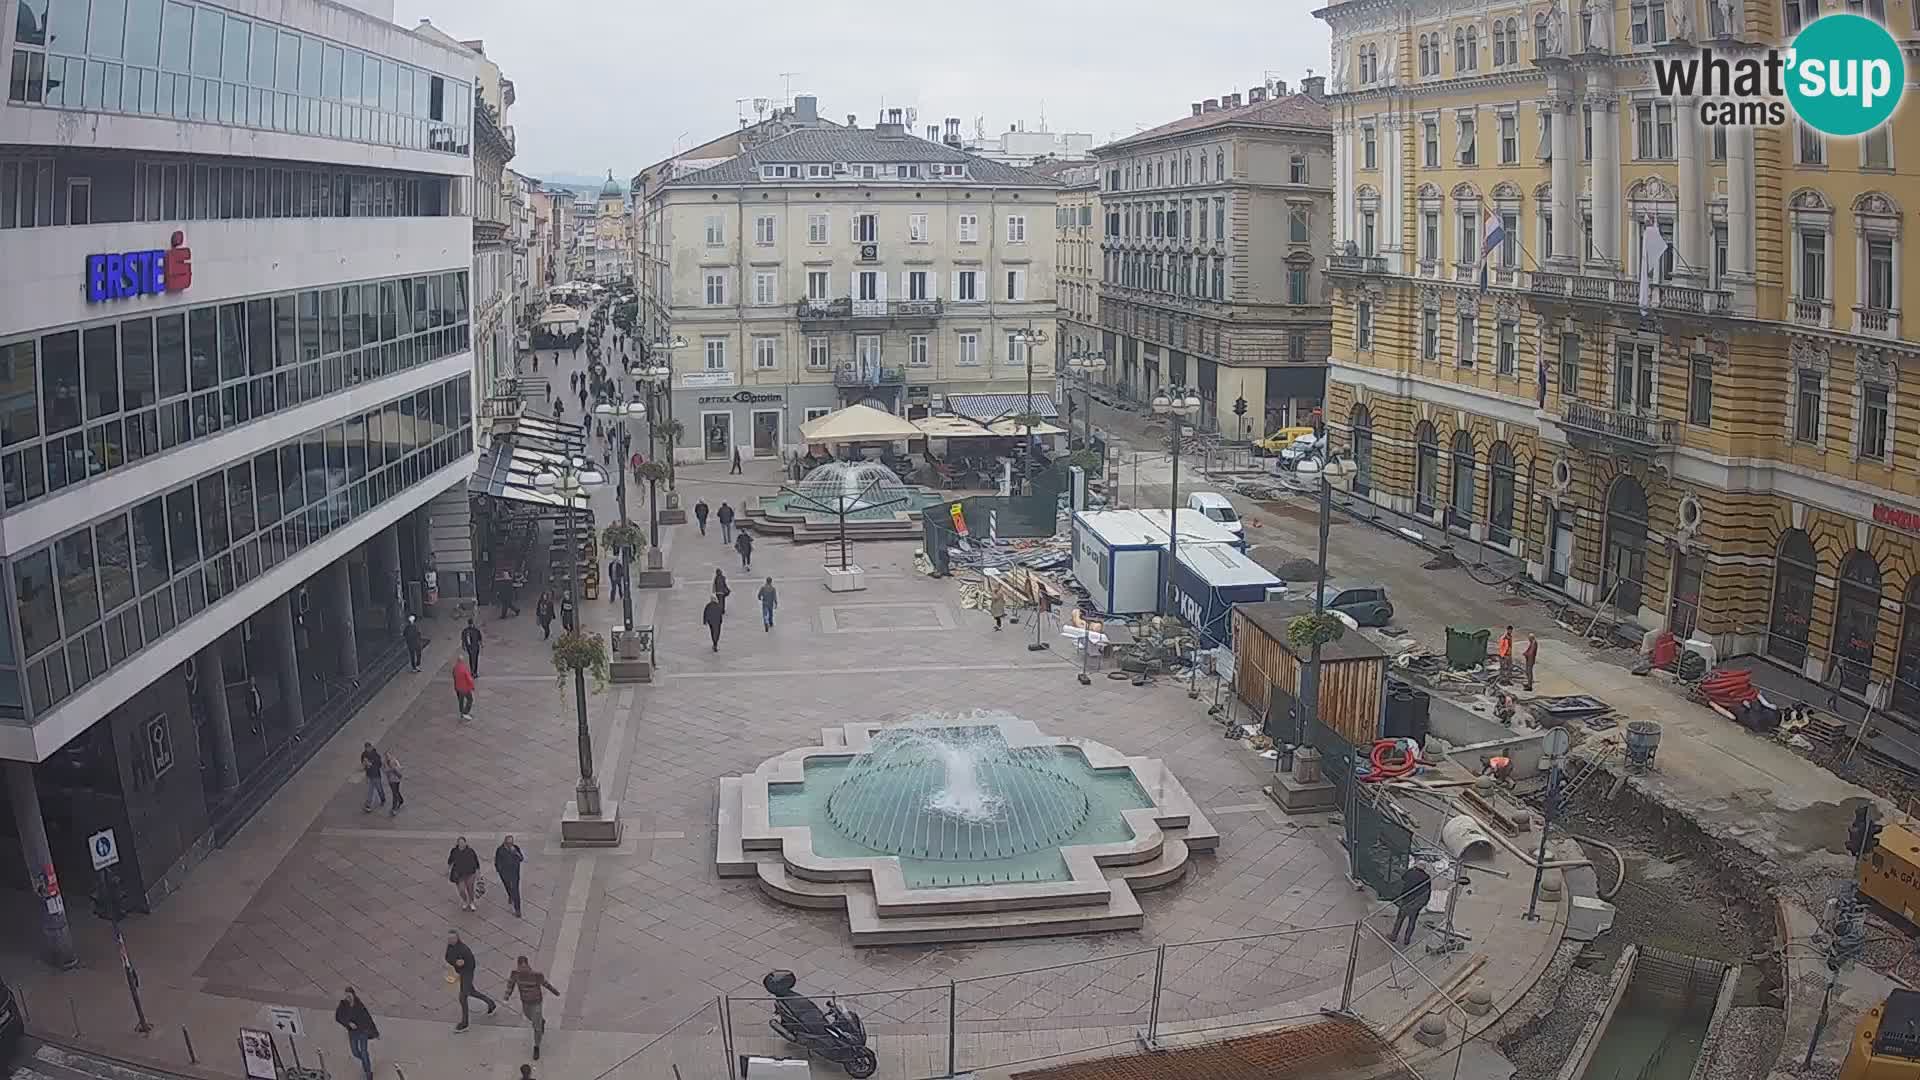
553;398;564;421
703;594;725;652
444;930;496;1032
560;590;577;632
448;837;482;911
1390;862;1432;947
531;353;539;372
535;591;555;640
403;615;424;672
735;528;755;571
989;589;1006;631
452;655;475;721
712;568;731;614
383;751;404;816
694;499;710;536
461;618;484;675
717;501;736;542
1497;625;1514;681
730;446;743;475
334;987;379;1080
359;742;386;812
1523;632;1540;692
494;835;525;918
520;1066;536;1080
758;577;778;631
504;956;561;1061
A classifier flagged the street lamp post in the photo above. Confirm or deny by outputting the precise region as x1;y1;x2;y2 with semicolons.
649;335;687;522
1068;351;1108;453
1152;388;1202;615
1010;326;1050;491
594;398;643;627
534;459;620;846
629;363;674;586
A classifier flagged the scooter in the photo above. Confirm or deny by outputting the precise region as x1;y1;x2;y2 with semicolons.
764;969;877;1078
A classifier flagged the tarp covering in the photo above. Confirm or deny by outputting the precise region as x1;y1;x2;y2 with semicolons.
799;403;920;442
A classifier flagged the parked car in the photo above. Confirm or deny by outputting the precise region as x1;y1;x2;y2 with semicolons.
1285;580;1395;627
1277;432;1327;467
1185;492;1244;538
1254;425;1318;455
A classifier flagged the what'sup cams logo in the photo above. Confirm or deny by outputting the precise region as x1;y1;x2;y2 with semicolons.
1652;13;1906;137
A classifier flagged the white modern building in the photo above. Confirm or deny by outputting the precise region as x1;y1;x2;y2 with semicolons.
0;0;479;948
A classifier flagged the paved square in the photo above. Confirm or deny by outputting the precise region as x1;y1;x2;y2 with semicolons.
818;601;958;633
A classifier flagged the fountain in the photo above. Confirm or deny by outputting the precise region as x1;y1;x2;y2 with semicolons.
747;460;945;540
718;712;1219;944
795;461;908;512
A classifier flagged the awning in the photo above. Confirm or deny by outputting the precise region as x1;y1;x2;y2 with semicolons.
467;446;594;510
799;403;921;442
912;415;993;438
514;411;588;452
984;419;1066;437
944;393;1059;423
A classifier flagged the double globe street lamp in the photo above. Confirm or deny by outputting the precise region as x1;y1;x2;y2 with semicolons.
1151;388;1202;616
645;335;687;520
1066;351;1108;453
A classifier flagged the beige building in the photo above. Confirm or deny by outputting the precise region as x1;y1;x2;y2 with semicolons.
1094;80;1335;438
1038;160;1102;361
657;111;1061;461
1318;0;1920;714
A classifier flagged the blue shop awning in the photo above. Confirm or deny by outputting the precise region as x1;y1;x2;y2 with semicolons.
944;393;1059;423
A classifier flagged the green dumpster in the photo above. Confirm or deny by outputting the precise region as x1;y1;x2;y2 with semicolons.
1446;626;1491;670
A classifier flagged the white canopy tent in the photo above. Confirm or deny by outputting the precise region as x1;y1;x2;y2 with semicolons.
798;404;921;443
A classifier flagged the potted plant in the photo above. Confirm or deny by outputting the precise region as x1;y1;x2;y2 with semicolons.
550;629;609;691
601;520;645;557
655;419;685;499
1286;612;1347;652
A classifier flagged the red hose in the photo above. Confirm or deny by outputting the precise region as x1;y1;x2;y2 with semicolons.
1366;738;1420;782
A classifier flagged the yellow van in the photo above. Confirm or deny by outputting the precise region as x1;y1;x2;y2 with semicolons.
1255;426;1318;454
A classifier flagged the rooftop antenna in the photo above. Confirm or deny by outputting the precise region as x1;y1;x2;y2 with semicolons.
973;115;986;142
753;97;770;120
777;72;800;106
1039;100;1047;132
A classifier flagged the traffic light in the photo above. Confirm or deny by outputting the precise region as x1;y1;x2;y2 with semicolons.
1847;805;1884;856
1233;396;1248;418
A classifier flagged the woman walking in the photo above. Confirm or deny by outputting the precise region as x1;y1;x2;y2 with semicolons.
448;836;482;911
535;591;556;640
334;988;379;1080
712;569;732;614
452;655;476;722
383;751;404;817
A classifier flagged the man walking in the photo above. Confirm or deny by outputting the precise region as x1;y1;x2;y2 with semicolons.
1390;862;1432;947
452;655;475;722
1497;625;1514;681
359;742;386;813
494;836;525;918
334;987;379;1080
703;595;726;652
504;956;561;1060
1523;632;1540;692
461;618;484;675
730;446;743;475
735;529;755;571
403;615;424;672
606;557;623;603
717;501;736;543
758;577;778;631
444;930;496;1032
694;499;711;536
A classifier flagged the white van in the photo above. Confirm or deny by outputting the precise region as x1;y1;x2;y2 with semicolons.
1185;492;1244;538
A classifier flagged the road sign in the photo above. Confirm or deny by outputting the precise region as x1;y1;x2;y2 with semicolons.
1542;727;1571;759
265;1005;303;1037
88;829;119;871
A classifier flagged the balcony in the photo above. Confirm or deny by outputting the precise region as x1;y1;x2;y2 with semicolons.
795;298;945;326
1560;401;1678;454
1326;253;1387;276
1854;305;1902;338
833;364;907;388
1529;271;1732;317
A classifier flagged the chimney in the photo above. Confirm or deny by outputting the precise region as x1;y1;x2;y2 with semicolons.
847;114;857;127
944;117;964;147
1274;79;1288;95
794;94;818;123
877;108;905;136
1191;102;1203;116
1301;75;1325;99
928;124;940;141
1203;99;1219;112
1249;86;1268;103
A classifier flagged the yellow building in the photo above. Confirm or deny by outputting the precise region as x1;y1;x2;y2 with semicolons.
1317;0;1920;714
1039;161;1103;359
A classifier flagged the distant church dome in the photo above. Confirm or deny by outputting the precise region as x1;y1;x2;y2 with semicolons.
600;171;624;197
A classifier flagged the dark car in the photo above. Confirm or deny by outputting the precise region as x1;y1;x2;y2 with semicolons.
1291;581;1395;627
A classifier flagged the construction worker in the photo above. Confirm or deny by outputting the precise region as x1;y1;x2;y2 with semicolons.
1497;625;1514;681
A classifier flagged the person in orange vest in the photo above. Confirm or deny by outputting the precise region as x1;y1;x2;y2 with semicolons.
1497;626;1514;681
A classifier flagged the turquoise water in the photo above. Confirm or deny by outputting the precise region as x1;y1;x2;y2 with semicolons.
760;488;944;521
767;746;1153;888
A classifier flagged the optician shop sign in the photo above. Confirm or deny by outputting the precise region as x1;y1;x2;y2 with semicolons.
84;231;192;303
1873;502;1920;535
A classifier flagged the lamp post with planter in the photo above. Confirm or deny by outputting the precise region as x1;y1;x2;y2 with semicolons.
1010;326;1050;491
1067;351;1107;452
1151;387;1201;615
647;334;688;523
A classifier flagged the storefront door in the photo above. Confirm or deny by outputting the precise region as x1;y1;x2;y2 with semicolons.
1833;552;1884;695
702;412;733;460
1769;530;1817;668
751;410;780;458
1548;513;1573;587
1895;579;1920;719
1669;551;1703;641
1601;477;1648;616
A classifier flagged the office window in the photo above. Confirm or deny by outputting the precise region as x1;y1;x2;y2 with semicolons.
1361;211;1377;255
1798;121;1824;165
1500;114;1518;163
703;271;726;306
1423;119;1439;167
1615;342;1656;411
853;213;876;243
1497;320;1517;374
1688;357;1714;426
908;334;929;367
703;338;726;371
1421;211;1440;262
1357;301;1374;349
957;271;979;302
1363;126;1377;169
1006;215;1027;243
1861;384;1890;460
1006;334;1027;367
956;332;980;365
753;271;776;306
1456;312;1477;368
1559;331;1580;393
1500;211;1519;267
1799;229;1827;299
754;337;777;370
1289;154;1306;183
806;337;829;369
807;212;828;244
1289;206;1310;243
1287;267;1309;304
1005;269;1026;301
1867;238;1895;310
704;214;723;246
1459;208;1479;268
909;212;927;242
1795;370;1823;443
1631;0;1669;45
753;214;775;245
1459;116;1477;164
1422;309;1439;360
1862;128;1892;170
957;214;978;242
857;271;879;301
807;270;828;301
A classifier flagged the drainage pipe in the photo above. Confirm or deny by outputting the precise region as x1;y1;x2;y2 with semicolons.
1567;832;1627;900
1381;785;1593;871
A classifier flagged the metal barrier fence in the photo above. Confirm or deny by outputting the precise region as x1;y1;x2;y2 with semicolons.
596;997;730;1080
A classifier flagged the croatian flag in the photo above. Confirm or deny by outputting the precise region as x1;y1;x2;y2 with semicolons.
1478;211;1506;295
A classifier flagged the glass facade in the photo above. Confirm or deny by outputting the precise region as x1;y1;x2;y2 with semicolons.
2;373;473;720
9;0;473;156
0;269;471;511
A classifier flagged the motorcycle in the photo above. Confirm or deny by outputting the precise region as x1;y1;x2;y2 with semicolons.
764;969;876;1078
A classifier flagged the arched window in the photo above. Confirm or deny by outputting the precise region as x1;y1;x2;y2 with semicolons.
1487;442;1516;544
1465;26;1479;70
1602;476;1649;615
1493;23;1507;65
1535;11;1550;56
1834;551;1884;694
1895;576;1920;718
1769;529;1817;667
1449;430;1476;524
1455;28;1467;71
1184;154;1193;184
1419;34;1431;75
1415;421;1439;515
1351;405;1374;496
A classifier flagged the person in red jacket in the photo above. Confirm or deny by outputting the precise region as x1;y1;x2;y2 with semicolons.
452;655;475;721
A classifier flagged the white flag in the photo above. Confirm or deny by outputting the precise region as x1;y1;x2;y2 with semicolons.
1639;221;1669;313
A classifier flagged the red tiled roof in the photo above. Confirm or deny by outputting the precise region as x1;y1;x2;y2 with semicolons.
1099;94;1331;153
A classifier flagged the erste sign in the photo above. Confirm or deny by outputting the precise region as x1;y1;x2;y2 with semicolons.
85;231;192;303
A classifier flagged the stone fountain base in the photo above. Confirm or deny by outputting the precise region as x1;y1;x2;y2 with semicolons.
716;717;1218;946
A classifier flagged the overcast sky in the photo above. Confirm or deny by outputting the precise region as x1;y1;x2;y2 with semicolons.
391;0;1331;183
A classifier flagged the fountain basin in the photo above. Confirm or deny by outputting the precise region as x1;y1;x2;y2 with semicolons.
748;461;946;541
718;712;1218;944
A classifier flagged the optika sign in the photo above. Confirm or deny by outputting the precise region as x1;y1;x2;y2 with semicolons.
85;231;193;303
1651;13;1902;137
1873;502;1920;535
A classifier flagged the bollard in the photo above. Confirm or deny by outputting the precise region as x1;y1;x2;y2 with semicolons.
69;994;81;1037
182;1025;198;1063
394;1066;407;1080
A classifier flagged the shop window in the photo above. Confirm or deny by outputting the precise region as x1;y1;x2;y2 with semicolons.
1602;476;1648;616
1769;529;1817;668
1894;577;1920;718
1449;430;1476;527
1833;551;1883;694
1488;442;1515;545
1415;421;1438;516
1351;405;1373;496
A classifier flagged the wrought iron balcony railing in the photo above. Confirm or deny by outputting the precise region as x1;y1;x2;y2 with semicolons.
1561;400;1678;448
